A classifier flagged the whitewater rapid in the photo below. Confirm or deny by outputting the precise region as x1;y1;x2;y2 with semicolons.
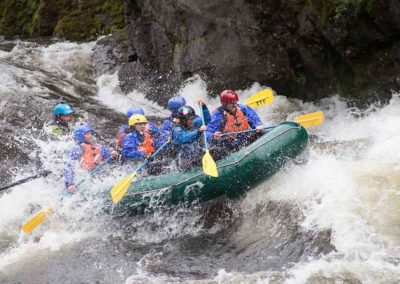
0;38;399;283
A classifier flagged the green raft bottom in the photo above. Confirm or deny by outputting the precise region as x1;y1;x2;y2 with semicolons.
109;121;308;215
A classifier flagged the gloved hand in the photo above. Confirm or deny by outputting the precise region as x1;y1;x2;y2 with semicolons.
256;125;265;132
67;185;77;193
199;125;207;132
214;131;222;140
110;150;119;158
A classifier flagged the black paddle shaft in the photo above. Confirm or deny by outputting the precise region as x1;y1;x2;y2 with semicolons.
0;171;52;192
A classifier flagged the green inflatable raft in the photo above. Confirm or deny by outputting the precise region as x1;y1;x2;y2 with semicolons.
110;121;308;215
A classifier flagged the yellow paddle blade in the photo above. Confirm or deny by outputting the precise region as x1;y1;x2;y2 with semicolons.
110;172;137;204
244;89;274;108
202;150;218;177
22;207;53;234
293;111;324;128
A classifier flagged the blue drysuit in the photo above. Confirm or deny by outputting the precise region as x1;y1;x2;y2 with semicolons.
121;124;167;161
172;105;211;171
162;106;211;138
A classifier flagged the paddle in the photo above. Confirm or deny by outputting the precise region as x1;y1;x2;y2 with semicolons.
110;139;170;204
199;103;218;177
293;111;324;127
0;170;51;192
244;89;274;108
221;111;324;137
22;207;53;234
21;156;113;234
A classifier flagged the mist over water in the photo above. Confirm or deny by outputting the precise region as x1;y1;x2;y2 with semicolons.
0;38;399;283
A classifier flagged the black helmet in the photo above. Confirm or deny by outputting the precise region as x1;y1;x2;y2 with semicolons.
178;106;196;121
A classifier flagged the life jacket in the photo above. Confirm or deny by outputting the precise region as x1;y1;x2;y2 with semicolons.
46;118;70;136
117;132;127;148
221;107;250;139
81;144;102;171
138;131;155;156
116;126;132;148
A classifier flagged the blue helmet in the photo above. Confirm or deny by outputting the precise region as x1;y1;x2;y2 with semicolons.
126;107;145;118
73;124;93;143
167;96;186;113
54;102;74;116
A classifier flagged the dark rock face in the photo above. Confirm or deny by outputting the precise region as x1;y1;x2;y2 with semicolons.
108;0;400;105
1;0;400;104
92;29;136;76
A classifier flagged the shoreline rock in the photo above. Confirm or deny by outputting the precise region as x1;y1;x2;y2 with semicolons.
1;0;400;105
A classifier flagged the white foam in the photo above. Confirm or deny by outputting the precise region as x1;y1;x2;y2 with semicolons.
95;72;170;117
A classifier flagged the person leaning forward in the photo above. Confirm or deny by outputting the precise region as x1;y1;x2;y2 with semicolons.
172;101;211;171
161;96;187;137
64;124;118;193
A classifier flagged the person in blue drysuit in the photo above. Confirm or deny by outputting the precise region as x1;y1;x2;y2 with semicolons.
64;124;118;193
121;114;169;175
116;107;162;151
159;96;187;160
121;114;168;161
116;107;145;145
172;101;211;171
161;96;187;137
206;90;264;156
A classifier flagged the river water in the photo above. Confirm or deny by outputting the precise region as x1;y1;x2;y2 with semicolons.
0;38;399;283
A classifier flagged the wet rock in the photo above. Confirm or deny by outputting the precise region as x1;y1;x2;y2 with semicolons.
91;28;135;75
2;0;400;103
112;0;400;104
0;0;126;40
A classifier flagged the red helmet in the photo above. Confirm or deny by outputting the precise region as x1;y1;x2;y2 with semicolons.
220;90;238;105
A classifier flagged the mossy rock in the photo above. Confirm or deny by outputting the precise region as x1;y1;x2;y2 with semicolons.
55;10;101;41
0;0;126;40
0;0;39;36
307;0;375;21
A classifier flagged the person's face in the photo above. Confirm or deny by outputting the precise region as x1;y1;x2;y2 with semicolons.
185;117;194;127
134;122;147;133
223;102;237;113
84;131;93;143
60;114;73;122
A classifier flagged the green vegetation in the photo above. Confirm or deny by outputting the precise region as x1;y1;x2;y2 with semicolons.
307;0;375;21
0;0;39;36
334;0;375;19
0;0;128;40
